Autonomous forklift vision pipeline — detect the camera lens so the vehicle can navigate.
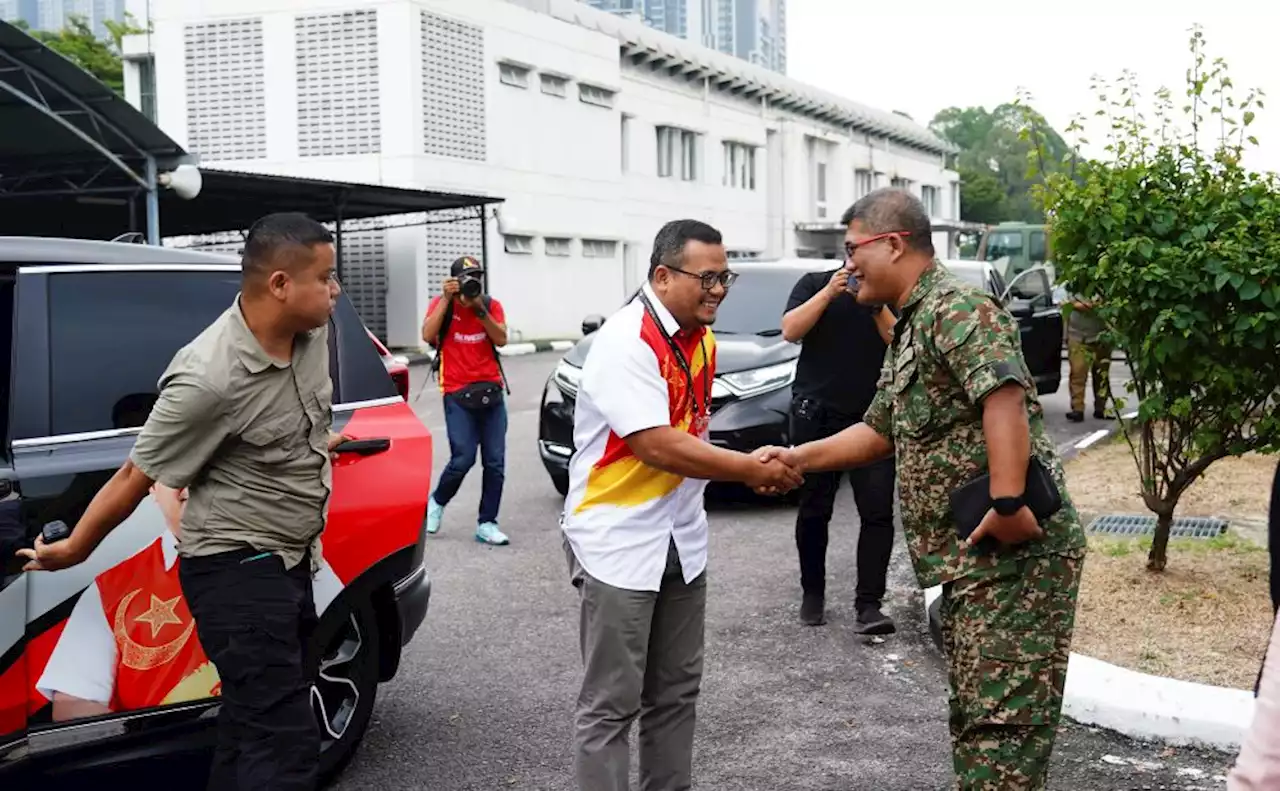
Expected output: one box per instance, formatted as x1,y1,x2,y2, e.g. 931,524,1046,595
461,277,482,299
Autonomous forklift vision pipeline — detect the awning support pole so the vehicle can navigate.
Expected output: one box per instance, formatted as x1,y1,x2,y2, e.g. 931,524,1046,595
145,155,160,245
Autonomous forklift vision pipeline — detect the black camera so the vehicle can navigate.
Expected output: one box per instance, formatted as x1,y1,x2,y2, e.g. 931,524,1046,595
460,273,483,299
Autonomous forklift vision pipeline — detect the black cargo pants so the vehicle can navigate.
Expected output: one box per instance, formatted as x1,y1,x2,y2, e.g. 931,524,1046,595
179,547,320,791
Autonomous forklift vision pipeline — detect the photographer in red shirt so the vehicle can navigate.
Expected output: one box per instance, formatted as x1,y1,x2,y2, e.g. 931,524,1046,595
421,256,511,546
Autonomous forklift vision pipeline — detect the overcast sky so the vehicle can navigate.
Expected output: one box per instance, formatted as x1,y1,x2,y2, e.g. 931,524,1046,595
786,0,1279,175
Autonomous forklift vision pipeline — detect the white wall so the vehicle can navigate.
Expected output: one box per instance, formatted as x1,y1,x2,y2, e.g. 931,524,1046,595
123,0,958,348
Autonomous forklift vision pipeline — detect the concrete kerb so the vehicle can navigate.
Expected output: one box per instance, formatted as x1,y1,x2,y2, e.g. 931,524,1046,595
922,412,1259,751
401,339,576,366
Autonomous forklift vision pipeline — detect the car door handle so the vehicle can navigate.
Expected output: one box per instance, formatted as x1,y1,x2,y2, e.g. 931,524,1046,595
333,438,391,456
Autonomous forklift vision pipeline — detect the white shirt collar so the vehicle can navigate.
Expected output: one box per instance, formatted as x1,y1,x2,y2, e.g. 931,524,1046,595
162,528,178,571
640,281,681,337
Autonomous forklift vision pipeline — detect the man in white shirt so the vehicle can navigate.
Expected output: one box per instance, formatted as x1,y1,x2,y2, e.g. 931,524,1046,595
560,219,803,791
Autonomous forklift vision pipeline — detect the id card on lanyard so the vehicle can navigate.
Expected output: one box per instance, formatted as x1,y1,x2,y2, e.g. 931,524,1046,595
639,292,710,437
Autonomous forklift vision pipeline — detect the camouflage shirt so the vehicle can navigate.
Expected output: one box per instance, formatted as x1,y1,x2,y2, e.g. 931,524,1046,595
863,262,1087,588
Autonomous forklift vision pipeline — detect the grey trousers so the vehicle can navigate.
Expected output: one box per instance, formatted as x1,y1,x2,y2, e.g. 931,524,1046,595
565,537,707,791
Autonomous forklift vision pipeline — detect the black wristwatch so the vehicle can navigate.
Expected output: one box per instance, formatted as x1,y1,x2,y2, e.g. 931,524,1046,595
991,495,1025,516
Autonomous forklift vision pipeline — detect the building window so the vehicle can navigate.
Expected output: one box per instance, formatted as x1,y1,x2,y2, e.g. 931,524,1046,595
545,237,572,257
540,73,567,97
722,141,756,190
815,162,827,219
921,185,941,217
138,55,157,123
498,62,530,89
854,169,873,199
579,83,615,108
891,176,913,192
582,240,617,258
951,181,961,219
657,126,698,181
504,234,533,254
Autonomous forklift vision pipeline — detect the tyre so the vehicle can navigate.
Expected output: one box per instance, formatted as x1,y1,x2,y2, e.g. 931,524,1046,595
311,595,381,785
553,472,569,496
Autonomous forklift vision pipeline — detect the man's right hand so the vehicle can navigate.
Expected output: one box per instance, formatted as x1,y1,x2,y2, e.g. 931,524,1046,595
744,449,803,495
17,532,88,572
823,266,852,299
442,277,461,300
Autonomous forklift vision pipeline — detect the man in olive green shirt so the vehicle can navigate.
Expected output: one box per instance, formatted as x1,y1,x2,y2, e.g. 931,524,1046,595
19,212,349,791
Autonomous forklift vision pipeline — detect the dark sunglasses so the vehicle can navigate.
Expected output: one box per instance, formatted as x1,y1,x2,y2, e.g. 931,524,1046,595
666,267,739,291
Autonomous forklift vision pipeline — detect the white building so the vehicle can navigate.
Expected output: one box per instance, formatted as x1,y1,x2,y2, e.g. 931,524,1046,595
121,0,958,349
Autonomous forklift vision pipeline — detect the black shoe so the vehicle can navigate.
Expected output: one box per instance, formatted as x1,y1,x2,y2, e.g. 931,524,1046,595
854,604,896,635
1066,410,1084,422
800,594,825,626
1093,407,1107,419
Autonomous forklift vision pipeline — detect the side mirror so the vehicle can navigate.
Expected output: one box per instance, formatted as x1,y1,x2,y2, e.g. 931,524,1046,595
582,314,605,336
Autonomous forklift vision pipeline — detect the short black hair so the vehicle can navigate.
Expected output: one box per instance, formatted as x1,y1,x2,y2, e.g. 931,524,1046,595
648,219,723,279
241,212,334,282
840,188,934,256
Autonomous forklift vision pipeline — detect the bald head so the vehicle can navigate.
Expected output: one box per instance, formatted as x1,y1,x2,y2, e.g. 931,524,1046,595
841,188,935,257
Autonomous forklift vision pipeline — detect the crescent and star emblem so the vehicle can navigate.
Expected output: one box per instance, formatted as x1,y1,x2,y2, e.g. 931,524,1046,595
112,588,195,671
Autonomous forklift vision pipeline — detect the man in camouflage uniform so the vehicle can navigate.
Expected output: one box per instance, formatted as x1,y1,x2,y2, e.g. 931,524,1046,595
1065,290,1111,422
757,188,1087,790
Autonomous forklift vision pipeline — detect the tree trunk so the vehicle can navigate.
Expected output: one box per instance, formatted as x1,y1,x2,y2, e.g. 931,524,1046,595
1147,511,1172,572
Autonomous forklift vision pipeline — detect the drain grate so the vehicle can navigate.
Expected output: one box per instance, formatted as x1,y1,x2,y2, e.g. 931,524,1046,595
1087,513,1228,539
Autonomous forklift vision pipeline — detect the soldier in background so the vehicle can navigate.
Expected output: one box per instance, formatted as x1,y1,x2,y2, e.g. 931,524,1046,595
757,188,1087,790
1064,290,1111,422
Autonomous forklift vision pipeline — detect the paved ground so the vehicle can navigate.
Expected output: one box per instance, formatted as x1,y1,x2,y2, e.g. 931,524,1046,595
330,352,1239,791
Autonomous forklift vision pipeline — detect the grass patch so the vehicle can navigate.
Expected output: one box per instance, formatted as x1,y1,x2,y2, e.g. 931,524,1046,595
1072,530,1271,690
1065,440,1276,690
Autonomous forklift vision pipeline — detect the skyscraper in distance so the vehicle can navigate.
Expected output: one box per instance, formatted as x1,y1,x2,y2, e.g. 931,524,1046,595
582,0,785,72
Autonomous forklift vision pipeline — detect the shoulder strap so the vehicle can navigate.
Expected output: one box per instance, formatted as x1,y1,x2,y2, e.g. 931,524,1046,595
429,300,455,377
484,296,512,395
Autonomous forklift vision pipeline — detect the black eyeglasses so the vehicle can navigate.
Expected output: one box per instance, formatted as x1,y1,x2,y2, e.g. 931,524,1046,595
667,267,739,291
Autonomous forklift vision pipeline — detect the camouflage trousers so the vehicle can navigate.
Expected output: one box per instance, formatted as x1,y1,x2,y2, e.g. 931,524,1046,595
1067,338,1111,414
940,551,1084,791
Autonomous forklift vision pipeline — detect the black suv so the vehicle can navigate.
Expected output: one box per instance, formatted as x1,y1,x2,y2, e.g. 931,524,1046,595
0,237,435,786
538,259,1064,495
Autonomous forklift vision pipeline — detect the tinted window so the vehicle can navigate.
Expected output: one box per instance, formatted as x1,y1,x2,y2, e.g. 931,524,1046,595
715,268,821,335
1029,231,1047,263
984,231,1023,262
48,271,242,435
331,294,396,404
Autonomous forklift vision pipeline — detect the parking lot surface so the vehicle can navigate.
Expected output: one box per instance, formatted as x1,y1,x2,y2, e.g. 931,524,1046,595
327,352,1236,791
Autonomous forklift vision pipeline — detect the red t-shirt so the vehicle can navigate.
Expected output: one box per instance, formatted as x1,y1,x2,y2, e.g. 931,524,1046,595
428,296,506,394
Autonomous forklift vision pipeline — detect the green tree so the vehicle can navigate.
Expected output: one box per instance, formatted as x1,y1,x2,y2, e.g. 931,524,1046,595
930,103,1071,224
13,14,146,94
956,165,1006,224
1029,26,1280,571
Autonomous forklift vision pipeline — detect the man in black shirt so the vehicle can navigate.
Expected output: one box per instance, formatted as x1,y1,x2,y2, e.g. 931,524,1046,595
781,260,898,631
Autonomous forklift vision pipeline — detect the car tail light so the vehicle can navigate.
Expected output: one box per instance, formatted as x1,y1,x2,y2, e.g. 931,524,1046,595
391,367,410,401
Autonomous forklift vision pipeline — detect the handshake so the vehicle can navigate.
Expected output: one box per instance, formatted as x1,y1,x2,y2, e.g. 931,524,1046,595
743,445,804,496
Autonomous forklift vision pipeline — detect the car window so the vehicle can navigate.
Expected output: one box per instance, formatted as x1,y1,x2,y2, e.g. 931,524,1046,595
1005,268,1051,305
47,271,242,436
330,295,397,404
983,231,1023,262
1029,231,1048,263
714,268,820,335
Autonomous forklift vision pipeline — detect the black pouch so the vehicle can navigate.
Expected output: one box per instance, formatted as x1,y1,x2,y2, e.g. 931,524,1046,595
453,380,504,410
950,456,1064,549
